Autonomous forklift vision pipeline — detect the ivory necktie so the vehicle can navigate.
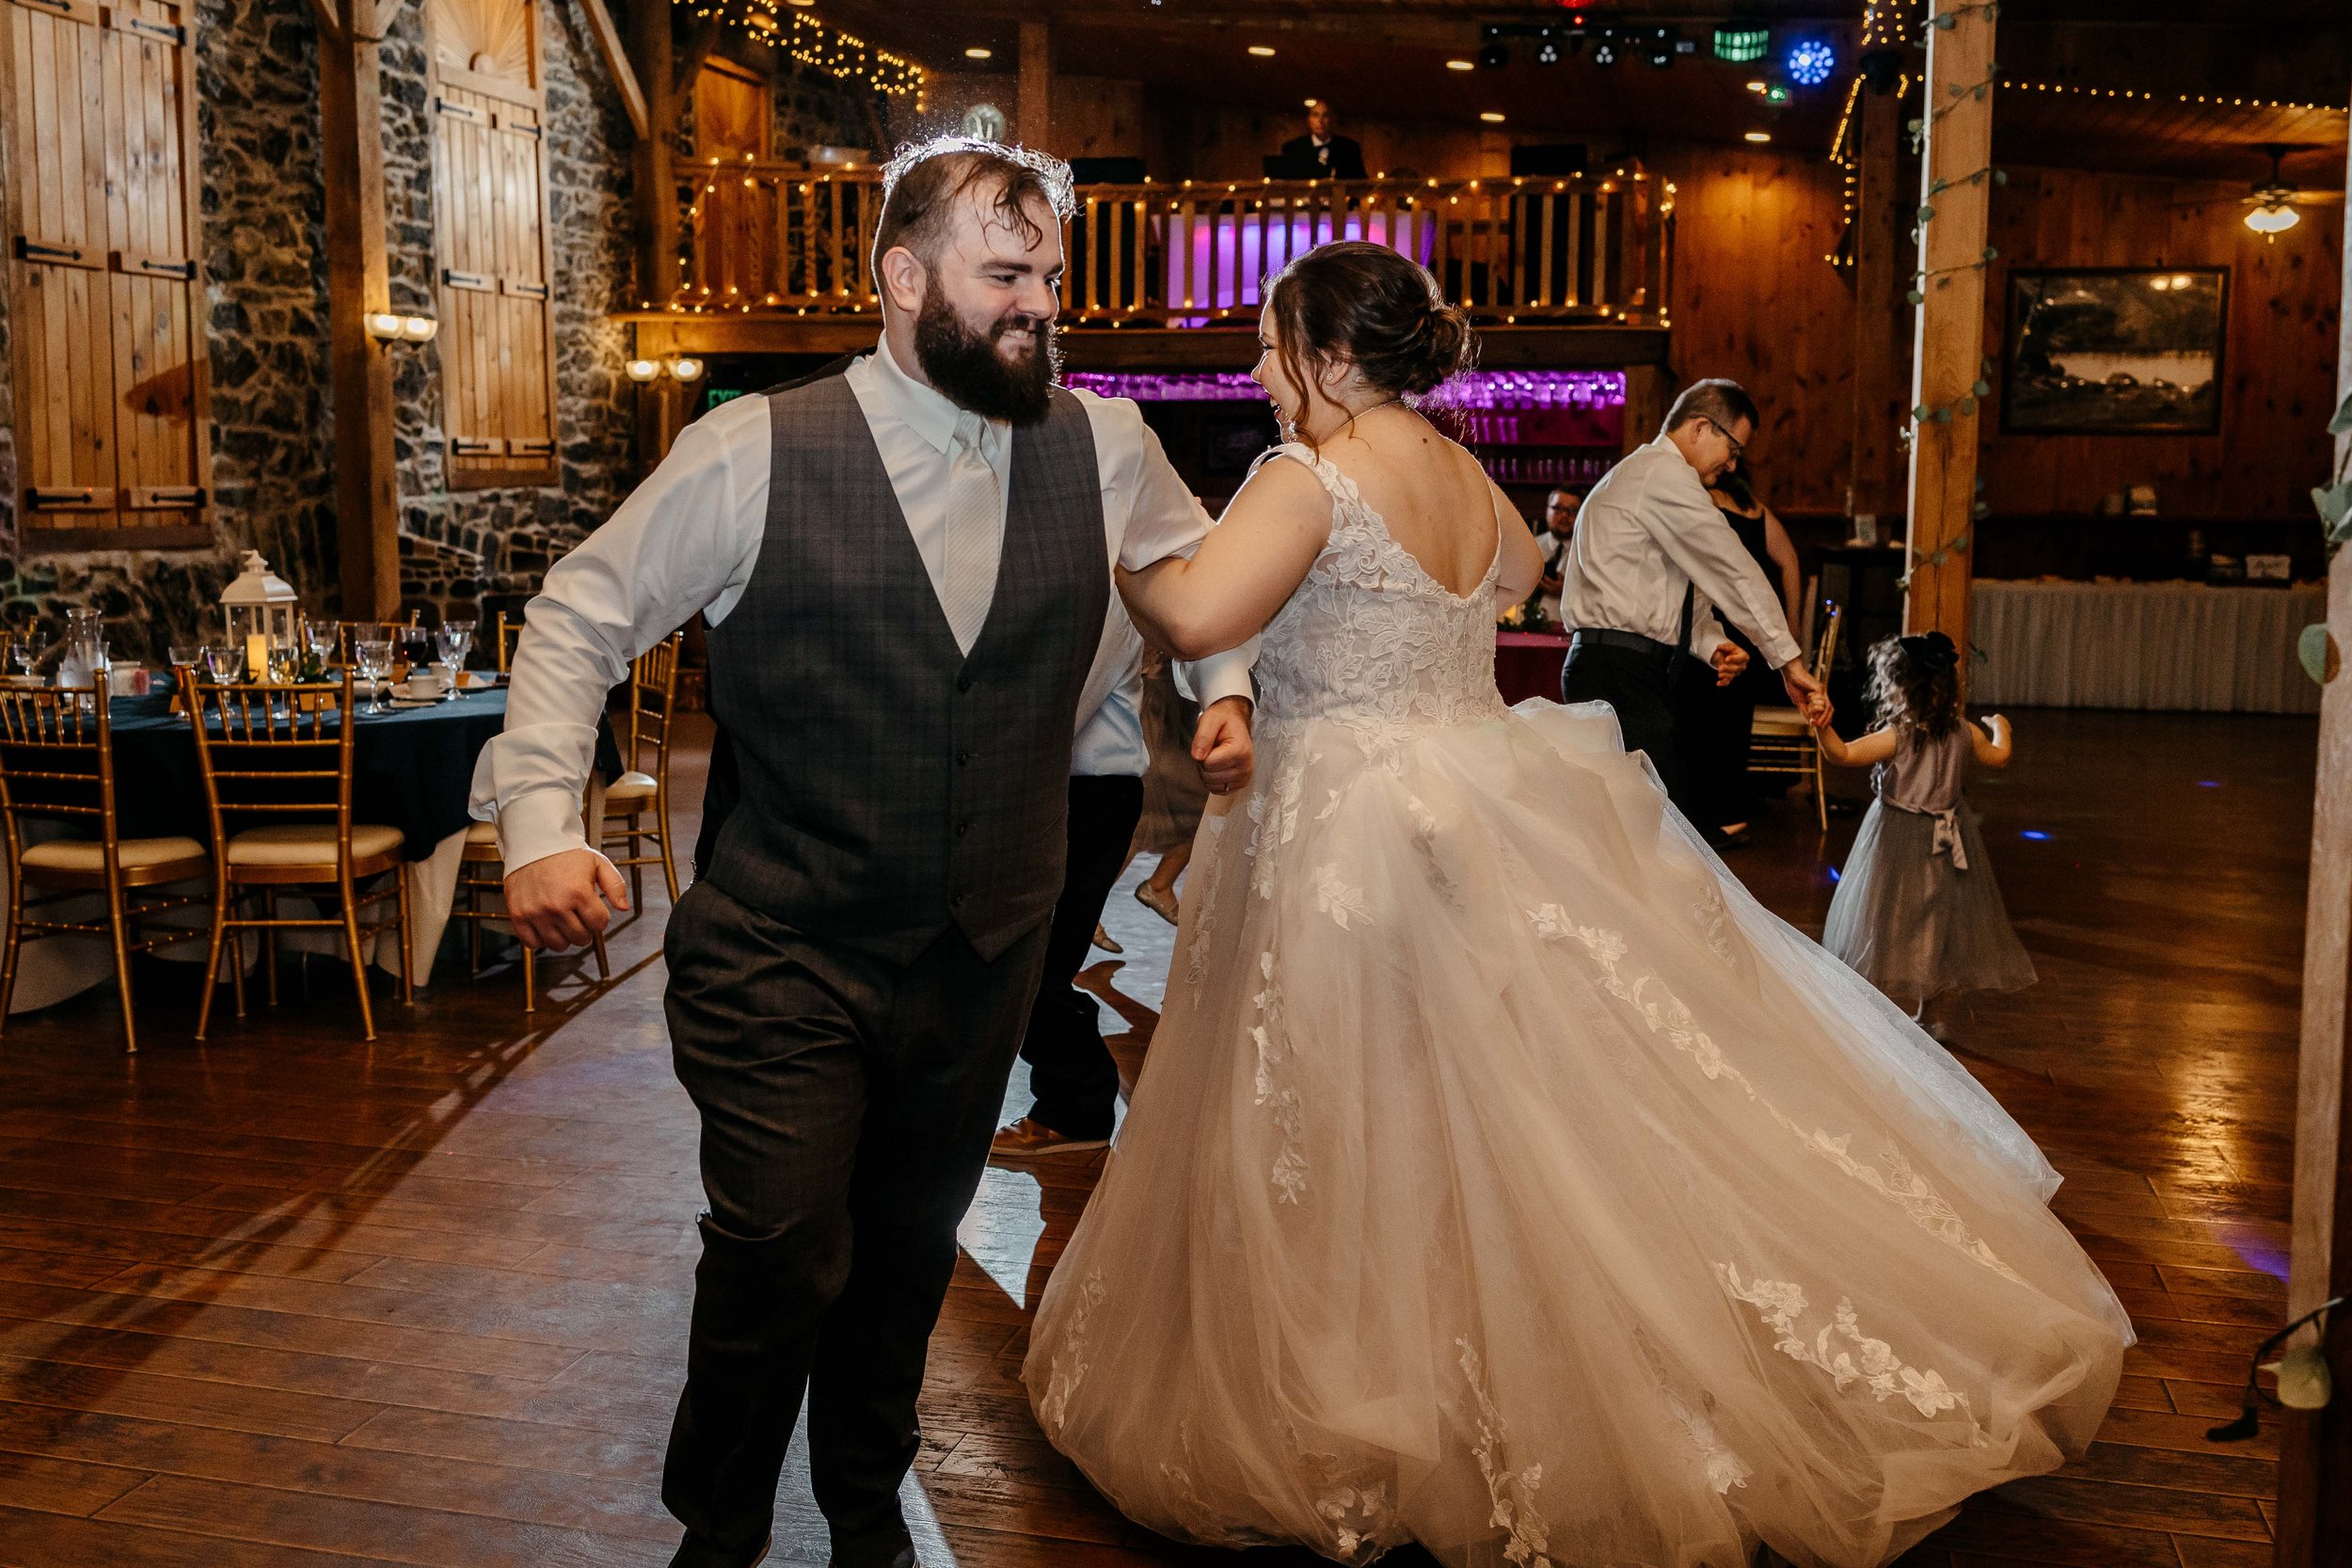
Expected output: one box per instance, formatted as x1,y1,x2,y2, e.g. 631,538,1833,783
940,412,1003,654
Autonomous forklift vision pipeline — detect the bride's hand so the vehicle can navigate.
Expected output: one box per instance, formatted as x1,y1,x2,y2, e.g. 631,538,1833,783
1193,696,1255,795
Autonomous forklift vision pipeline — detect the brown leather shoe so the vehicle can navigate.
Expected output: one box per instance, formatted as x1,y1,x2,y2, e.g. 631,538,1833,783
1090,921,1122,955
989,1117,1109,1161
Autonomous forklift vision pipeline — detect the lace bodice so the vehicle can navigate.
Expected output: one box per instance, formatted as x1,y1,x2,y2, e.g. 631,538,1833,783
1249,443,1510,733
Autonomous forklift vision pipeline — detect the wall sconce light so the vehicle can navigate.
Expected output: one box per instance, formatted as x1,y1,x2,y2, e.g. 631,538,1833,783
626,358,663,382
365,312,438,344
670,356,706,383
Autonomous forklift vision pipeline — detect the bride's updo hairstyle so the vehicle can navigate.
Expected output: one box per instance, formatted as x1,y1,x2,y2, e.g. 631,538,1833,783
1264,241,1472,438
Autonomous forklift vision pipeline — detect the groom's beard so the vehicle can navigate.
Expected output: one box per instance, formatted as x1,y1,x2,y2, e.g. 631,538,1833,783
913,283,1059,426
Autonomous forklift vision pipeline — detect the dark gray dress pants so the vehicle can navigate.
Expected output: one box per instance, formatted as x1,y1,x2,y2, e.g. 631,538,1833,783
660,879,1051,1566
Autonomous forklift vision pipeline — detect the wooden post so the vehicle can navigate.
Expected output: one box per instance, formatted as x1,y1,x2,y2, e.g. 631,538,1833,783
318,0,401,620
1018,21,1051,152
2277,90,2352,1568
1622,364,1670,453
1899,0,1994,645
1850,85,1907,524
631,0,679,464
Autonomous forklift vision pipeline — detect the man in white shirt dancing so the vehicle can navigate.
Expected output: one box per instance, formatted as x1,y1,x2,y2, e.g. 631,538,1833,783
1559,379,1828,835
469,138,1253,1568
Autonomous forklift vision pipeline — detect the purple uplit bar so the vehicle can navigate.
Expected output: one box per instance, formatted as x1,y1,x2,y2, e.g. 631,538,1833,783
1061,370,1628,410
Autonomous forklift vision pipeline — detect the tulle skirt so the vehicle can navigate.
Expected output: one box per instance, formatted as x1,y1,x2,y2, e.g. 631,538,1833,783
1023,698,2129,1568
1822,800,2037,1006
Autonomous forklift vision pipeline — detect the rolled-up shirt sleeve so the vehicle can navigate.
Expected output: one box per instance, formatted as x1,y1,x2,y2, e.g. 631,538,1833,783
469,394,772,871
1641,467,1804,670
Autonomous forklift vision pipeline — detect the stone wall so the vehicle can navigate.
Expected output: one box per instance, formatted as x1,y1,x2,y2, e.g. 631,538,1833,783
0,0,882,664
382,0,642,627
0,0,338,662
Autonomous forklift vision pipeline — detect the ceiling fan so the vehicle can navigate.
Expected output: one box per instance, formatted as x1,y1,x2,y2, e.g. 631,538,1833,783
2239,143,2344,237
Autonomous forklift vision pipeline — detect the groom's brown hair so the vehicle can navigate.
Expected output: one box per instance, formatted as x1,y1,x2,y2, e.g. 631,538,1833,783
870,137,1076,293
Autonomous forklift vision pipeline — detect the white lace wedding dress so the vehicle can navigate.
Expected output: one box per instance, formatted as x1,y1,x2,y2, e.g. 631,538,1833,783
1023,444,2132,1568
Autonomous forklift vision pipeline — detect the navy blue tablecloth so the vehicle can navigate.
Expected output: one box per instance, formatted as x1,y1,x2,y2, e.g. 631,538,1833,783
107,689,511,861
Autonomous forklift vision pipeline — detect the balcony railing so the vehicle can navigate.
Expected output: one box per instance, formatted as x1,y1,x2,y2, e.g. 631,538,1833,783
670,166,1674,327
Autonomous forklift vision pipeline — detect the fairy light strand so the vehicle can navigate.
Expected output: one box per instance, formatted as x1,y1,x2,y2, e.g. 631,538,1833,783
675,0,926,98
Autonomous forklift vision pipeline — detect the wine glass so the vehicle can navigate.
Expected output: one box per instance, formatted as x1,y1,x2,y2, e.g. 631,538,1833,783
6,632,35,681
200,644,245,685
267,643,300,720
304,619,341,670
353,638,392,715
434,625,467,697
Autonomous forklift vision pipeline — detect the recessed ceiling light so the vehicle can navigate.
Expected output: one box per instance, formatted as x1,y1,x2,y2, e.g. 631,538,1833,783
1248,44,1276,56
1744,130,1772,143
1479,111,1506,123
1746,80,1768,93
1303,97,1318,107
1446,58,1475,71
964,46,992,59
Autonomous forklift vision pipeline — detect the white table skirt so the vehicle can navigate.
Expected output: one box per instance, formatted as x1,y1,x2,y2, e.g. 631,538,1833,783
1969,578,2326,715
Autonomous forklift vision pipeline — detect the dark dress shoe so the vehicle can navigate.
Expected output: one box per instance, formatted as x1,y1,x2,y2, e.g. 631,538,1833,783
828,1550,914,1568
1702,824,1753,851
668,1530,771,1568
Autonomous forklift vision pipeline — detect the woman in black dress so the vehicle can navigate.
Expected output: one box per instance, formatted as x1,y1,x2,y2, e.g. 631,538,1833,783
1676,457,1803,845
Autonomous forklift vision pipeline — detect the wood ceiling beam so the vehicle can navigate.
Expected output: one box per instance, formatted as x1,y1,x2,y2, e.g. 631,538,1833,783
578,0,649,140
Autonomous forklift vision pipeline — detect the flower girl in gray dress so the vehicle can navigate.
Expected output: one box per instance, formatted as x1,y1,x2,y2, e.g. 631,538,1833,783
1815,630,2036,1019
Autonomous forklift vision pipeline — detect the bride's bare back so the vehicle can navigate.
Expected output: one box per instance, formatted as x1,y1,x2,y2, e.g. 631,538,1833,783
1309,407,1532,599
1118,407,1543,660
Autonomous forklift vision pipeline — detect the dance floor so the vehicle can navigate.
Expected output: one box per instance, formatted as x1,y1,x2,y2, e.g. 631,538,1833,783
0,707,2312,1568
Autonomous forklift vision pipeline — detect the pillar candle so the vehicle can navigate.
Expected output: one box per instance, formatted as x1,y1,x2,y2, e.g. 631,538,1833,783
245,632,268,683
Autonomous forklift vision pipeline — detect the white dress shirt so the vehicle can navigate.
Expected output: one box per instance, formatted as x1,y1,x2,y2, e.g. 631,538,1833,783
471,336,1255,869
1560,434,1804,670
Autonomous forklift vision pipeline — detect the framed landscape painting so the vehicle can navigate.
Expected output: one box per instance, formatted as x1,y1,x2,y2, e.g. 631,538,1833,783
2002,267,2229,435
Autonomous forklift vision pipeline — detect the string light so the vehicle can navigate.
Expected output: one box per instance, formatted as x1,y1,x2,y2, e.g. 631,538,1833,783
675,0,925,97
2008,78,2345,115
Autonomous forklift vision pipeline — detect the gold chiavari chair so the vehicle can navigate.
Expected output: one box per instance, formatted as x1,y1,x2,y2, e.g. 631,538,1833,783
181,667,413,1042
1749,600,1845,833
0,688,210,1052
495,610,524,673
600,631,684,907
335,611,421,664
451,800,611,1013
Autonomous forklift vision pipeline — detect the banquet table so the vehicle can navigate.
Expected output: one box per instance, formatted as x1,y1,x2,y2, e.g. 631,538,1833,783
1969,579,2326,715
1,684,609,1016
1496,630,1572,705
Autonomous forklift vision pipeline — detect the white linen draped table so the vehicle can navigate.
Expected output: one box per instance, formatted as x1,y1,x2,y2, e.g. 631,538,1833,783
1968,578,2325,715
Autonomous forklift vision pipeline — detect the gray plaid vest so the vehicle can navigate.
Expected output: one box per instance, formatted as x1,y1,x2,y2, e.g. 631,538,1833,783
702,369,1109,963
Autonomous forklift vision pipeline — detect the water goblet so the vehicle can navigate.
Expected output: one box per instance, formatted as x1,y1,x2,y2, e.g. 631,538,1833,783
434,626,467,697
353,639,393,715
200,644,245,685
304,619,341,670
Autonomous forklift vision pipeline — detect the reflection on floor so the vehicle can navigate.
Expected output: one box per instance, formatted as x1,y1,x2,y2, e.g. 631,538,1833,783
0,708,2312,1568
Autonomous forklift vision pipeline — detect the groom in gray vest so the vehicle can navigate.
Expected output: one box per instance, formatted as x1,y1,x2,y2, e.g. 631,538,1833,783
476,138,1255,1568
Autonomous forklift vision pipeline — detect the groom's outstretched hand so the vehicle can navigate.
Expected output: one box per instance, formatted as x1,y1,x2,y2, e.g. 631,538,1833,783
1193,696,1255,796
1781,659,1833,727
505,847,630,951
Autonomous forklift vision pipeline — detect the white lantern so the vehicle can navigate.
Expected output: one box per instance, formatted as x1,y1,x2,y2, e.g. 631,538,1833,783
219,549,301,651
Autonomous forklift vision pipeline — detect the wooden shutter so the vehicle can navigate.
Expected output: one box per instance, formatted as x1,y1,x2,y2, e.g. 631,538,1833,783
427,0,558,488
2,0,208,549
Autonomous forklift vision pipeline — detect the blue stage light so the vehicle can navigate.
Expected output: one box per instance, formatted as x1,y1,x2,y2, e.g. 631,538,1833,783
2020,830,2051,841
1785,37,1836,87
2197,780,2221,788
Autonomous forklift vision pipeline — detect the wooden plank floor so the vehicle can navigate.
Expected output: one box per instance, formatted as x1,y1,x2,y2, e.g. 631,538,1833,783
0,708,2312,1568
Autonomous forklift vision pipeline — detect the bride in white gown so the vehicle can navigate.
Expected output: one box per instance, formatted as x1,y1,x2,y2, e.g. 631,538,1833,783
1022,242,2131,1568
